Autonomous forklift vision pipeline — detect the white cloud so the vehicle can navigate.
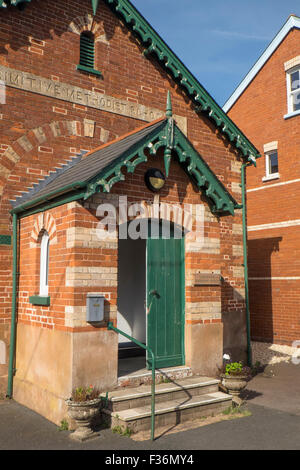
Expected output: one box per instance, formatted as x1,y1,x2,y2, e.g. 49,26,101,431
210,29,271,41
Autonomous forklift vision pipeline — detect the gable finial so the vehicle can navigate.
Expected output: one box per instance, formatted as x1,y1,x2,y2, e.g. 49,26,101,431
164,91,174,177
91,0,99,16
166,90,173,118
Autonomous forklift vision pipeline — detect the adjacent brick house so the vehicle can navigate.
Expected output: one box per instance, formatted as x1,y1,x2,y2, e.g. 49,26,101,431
224,15,300,346
0,0,259,425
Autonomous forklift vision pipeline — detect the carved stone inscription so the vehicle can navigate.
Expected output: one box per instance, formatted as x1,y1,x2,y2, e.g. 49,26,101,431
194,273,222,286
0,66,187,133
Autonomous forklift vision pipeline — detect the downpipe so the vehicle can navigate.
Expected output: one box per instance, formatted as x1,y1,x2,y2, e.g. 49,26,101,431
241,162,252,367
7,213,18,398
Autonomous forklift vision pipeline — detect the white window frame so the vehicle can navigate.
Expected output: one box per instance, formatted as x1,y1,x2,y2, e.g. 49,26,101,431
262,150,279,182
39,231,49,297
286,67,300,116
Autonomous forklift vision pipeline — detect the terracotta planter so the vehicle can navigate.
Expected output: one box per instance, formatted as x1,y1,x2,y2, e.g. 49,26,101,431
221,375,249,404
66,398,101,441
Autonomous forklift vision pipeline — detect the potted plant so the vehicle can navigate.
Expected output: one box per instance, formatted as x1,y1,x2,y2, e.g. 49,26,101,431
219,356,251,404
66,385,101,441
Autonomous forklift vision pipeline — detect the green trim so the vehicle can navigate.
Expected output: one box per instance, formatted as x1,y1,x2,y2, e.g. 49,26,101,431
17,189,87,219
91,0,100,16
0,0,31,9
7,213,18,398
103,0,260,162
79,32,95,68
0,235,11,245
87,119,237,215
173,124,237,214
108,322,156,441
241,163,252,367
0,0,99,15
166,90,172,119
76,64,102,78
13,119,238,217
29,295,50,306
1,0,260,160
11,181,86,215
84,120,167,198
181,236,185,366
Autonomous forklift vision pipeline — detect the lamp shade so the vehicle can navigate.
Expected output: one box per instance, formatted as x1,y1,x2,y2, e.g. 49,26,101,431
144,168,165,192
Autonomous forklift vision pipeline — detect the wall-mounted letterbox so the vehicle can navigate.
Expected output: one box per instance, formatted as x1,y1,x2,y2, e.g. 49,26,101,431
86,293,105,323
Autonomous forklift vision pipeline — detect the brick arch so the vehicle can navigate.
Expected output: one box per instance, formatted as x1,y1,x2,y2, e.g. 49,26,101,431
116,198,195,234
0,119,114,207
68,14,109,44
30,212,57,245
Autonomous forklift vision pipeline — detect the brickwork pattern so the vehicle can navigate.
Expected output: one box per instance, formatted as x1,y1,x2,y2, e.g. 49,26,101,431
0,1,244,345
228,28,300,344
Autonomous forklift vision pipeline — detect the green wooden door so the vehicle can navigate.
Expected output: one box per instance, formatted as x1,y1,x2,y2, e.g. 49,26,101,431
146,223,185,369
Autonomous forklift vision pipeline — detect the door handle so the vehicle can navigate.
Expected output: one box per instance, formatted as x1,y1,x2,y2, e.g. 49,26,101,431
149,289,160,298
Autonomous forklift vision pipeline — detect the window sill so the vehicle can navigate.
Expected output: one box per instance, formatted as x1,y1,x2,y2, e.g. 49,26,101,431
76,65,102,78
262,173,280,182
29,295,50,306
284,110,300,120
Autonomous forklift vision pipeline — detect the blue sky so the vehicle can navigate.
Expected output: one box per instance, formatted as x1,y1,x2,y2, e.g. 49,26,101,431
133,0,300,106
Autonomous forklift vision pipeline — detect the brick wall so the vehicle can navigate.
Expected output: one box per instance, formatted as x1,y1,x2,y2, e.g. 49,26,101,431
0,0,247,395
16,151,245,333
228,27,300,345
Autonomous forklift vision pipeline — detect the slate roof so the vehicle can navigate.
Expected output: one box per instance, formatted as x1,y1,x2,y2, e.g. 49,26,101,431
11,119,165,210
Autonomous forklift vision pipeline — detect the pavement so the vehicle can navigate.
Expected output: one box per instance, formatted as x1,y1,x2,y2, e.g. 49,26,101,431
1,361,300,450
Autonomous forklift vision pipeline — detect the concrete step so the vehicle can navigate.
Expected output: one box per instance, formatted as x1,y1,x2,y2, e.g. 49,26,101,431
102,391,232,433
101,376,220,412
118,365,193,387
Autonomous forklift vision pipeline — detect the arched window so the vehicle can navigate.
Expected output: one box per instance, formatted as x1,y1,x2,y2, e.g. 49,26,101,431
39,231,49,297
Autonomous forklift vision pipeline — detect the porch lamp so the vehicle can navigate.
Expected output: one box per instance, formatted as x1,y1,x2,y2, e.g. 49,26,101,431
144,168,165,192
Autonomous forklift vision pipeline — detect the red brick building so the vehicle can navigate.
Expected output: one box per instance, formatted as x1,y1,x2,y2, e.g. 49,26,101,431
0,0,259,426
224,15,300,346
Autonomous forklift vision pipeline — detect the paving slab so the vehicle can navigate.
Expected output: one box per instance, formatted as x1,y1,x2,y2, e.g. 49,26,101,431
1,399,300,450
1,362,300,450
242,361,300,415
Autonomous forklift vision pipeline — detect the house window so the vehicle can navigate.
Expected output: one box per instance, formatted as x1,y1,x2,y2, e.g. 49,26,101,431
287,68,300,114
263,150,279,181
39,231,49,297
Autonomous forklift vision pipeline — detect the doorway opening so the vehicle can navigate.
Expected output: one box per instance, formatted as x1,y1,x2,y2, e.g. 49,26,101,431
117,236,146,376
116,219,185,378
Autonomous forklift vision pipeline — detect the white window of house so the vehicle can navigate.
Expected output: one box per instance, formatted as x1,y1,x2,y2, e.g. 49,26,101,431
262,142,279,182
263,150,279,182
286,67,300,115
39,231,49,296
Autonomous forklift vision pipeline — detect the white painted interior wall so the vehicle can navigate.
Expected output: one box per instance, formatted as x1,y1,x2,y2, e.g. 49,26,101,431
117,237,146,344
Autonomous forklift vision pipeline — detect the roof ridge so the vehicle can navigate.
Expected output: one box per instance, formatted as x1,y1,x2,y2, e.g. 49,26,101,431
223,15,300,112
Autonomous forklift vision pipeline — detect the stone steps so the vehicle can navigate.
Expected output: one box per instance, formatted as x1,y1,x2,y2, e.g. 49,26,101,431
101,376,220,411
118,365,193,387
101,376,232,434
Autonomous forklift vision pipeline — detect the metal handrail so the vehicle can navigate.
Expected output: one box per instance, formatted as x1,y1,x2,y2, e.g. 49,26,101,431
107,322,156,441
